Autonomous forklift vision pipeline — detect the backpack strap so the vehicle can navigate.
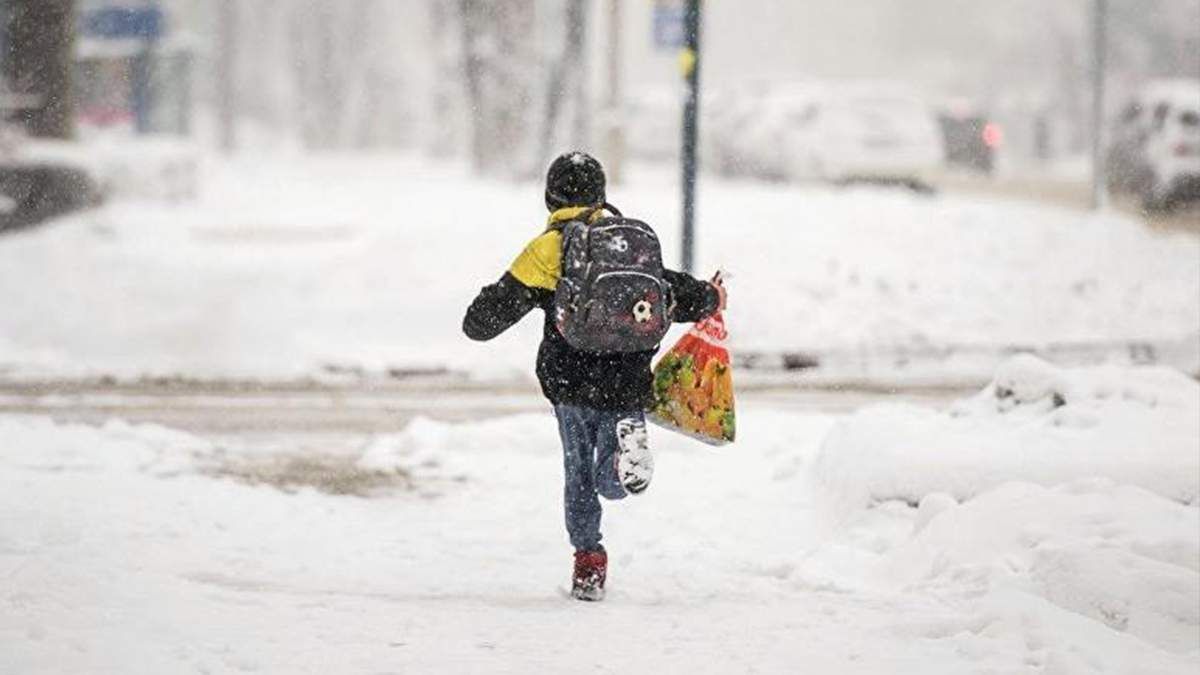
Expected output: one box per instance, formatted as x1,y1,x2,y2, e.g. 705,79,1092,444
553,217,581,281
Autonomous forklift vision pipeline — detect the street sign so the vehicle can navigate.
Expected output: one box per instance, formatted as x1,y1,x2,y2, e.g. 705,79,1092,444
652,1,685,50
82,6,164,41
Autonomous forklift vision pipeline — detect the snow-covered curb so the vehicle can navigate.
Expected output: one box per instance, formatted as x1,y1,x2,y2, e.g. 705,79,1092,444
811,355,1200,510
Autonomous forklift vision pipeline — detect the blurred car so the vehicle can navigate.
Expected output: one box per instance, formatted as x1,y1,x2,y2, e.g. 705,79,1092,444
736,86,821,180
742,83,944,188
937,105,999,174
1137,84,1200,210
0,85,101,232
703,83,772,178
626,81,945,191
1106,79,1200,205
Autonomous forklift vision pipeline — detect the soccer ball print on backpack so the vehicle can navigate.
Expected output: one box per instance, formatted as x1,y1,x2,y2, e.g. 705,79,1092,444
553,214,673,353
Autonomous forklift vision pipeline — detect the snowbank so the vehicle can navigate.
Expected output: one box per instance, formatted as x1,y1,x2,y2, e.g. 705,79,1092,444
793,478,1200,671
812,355,1200,510
356,414,554,480
884,481,1199,656
357,408,819,474
0,414,207,476
800,357,1200,667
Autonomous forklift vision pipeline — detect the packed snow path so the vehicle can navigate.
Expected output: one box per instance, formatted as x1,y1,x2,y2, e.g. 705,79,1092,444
3,386,1196,673
2,411,936,673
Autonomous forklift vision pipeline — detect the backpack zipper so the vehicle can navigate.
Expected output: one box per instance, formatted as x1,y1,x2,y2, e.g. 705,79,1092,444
594,271,667,285
588,223,660,241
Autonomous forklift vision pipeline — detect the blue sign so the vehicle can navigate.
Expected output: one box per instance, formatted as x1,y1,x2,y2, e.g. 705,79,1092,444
653,3,685,50
83,6,164,40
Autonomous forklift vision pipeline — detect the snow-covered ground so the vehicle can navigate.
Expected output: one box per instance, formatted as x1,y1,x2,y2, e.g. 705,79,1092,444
2,358,1197,673
0,153,1196,380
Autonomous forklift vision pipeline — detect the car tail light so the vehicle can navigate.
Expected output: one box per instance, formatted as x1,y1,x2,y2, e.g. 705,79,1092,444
982,122,1003,149
1174,142,1199,157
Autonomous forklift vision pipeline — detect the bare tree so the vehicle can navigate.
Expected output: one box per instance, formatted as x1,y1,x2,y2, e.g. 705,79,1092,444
284,0,380,150
457,0,537,174
459,0,488,169
1109,0,1200,79
428,0,462,157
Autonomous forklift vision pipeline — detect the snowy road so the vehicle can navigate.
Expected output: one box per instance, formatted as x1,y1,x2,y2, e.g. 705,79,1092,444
0,377,969,433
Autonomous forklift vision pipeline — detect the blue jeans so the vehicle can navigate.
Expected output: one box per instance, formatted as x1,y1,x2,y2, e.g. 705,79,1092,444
554,404,645,551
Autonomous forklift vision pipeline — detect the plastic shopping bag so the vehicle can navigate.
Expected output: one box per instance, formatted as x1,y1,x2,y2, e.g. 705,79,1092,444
648,310,736,446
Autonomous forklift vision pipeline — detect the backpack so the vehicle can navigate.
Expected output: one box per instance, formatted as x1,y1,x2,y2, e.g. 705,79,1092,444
554,212,673,353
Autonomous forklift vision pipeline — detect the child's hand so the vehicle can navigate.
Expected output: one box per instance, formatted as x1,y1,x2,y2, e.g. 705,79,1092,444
710,273,728,311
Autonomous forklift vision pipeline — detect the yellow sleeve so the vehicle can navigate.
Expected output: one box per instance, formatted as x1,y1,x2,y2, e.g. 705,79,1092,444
508,230,562,291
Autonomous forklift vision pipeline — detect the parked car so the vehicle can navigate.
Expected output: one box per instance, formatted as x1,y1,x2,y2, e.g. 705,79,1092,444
628,81,945,191
1107,78,1200,208
1138,86,1200,210
0,88,101,232
703,83,772,178
937,104,999,174
736,86,822,180
741,83,943,188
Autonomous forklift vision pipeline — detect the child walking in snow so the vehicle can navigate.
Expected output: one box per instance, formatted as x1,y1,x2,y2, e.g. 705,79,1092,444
463,151,725,600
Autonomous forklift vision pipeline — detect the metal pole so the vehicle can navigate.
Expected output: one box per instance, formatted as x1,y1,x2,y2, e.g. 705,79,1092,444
680,0,701,274
1090,0,1108,210
132,32,156,136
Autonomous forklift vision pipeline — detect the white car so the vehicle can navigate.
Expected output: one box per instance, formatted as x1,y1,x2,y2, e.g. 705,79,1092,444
623,87,682,162
744,83,944,187
1138,84,1200,210
736,90,814,180
703,84,771,177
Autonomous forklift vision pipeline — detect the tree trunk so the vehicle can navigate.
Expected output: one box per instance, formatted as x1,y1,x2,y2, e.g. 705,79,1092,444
456,0,537,175
3,0,75,139
491,0,536,172
540,0,587,168
216,0,237,152
428,0,458,157
458,0,488,171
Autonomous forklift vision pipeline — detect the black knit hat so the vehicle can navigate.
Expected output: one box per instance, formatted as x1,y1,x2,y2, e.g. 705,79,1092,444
545,151,606,211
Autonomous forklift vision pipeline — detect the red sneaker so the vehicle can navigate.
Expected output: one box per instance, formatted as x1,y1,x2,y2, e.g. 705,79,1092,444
571,548,607,601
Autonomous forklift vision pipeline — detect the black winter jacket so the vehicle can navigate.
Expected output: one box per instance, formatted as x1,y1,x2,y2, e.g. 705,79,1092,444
462,207,719,411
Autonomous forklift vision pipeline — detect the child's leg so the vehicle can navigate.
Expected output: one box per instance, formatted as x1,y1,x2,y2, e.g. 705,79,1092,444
595,410,648,498
554,404,603,551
